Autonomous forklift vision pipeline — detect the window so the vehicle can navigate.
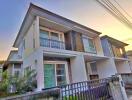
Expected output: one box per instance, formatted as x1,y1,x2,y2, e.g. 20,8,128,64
51,32,59,40
39,28,65,49
90,62,97,74
44,62,67,88
82,36,96,53
40,30,49,39
14,70,20,77
56,64,66,86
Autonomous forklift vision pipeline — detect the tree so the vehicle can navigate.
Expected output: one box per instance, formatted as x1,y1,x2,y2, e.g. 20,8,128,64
0,69,37,97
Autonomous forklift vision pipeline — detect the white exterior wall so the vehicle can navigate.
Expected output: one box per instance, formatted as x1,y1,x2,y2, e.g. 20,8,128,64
97,58,117,78
115,61,131,73
70,55,87,82
21,16,43,91
23,48,44,91
128,56,132,72
18,16,40,60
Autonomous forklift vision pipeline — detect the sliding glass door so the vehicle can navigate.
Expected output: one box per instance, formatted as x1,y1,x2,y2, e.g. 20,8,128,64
44,64,56,88
44,62,68,88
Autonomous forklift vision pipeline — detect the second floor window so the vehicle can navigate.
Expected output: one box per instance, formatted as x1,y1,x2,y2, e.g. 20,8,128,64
82,36,96,53
39,28,65,49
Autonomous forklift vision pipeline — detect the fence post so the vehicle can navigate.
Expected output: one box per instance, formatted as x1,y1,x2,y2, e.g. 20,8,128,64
109,76,128,100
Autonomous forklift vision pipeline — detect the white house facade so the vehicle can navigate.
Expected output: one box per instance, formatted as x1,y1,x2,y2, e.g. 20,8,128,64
12,4,132,92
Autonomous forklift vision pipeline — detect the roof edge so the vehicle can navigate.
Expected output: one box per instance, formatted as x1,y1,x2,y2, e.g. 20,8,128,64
101,35,128,46
13,3,101,47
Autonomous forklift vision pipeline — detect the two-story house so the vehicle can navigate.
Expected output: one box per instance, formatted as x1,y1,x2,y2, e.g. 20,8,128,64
12,4,121,91
12,3,132,91
101,35,132,74
3,50,22,77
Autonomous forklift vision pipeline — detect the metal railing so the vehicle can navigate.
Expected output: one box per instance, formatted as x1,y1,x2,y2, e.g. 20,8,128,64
40,37,65,49
2,77,120,100
59,78,114,100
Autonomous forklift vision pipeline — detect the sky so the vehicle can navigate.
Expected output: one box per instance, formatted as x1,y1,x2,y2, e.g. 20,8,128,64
0,0,132,60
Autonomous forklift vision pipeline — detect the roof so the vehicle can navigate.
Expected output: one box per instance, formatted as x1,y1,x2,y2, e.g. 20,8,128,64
101,35,128,47
13,3,101,47
7,50,18,61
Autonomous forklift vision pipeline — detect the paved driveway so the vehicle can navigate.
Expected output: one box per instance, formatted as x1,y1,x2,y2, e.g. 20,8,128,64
126,89,132,100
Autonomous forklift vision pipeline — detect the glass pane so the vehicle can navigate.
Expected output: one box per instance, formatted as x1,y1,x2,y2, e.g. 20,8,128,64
14,71,20,77
83,38,91,52
40,30,49,39
57,76,66,85
88,38,96,52
83,37,96,53
44,64,56,88
90,62,97,74
40,30,50,47
51,32,59,40
56,64,66,85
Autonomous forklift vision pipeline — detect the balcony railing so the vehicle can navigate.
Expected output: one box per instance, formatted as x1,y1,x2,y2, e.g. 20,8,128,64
40,37,65,49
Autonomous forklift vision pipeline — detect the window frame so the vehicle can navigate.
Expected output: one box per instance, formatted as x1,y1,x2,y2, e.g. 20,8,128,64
44,61,69,87
82,35,96,54
39,26,65,42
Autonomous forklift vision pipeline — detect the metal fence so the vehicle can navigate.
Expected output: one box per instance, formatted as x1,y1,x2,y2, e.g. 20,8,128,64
59,78,115,100
2,77,120,100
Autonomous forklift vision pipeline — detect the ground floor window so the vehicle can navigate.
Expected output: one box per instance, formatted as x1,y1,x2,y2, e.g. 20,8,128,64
44,61,68,88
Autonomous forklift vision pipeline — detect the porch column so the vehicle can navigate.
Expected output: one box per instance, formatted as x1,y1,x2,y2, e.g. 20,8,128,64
34,49,44,91
70,55,87,83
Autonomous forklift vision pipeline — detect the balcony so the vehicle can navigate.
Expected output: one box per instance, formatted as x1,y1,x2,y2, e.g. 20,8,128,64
40,37,65,49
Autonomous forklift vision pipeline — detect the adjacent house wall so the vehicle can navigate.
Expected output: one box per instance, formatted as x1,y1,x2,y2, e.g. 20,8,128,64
70,55,87,82
97,58,117,78
101,38,111,57
115,61,131,73
128,56,132,71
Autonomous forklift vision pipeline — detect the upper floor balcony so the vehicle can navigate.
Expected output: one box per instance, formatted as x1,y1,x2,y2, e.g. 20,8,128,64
101,35,128,59
39,26,102,55
40,37,65,49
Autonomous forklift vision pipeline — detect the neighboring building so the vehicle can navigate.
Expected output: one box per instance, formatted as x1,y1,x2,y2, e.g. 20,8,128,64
3,50,22,77
101,35,132,74
127,50,132,71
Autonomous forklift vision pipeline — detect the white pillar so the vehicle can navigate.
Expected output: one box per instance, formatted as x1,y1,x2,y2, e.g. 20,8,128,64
118,75,128,100
70,55,87,83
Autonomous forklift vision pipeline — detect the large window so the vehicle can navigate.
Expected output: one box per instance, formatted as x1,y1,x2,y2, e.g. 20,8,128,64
44,62,67,88
82,36,96,53
39,28,65,49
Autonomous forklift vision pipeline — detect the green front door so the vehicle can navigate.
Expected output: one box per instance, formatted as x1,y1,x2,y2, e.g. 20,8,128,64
44,64,56,88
